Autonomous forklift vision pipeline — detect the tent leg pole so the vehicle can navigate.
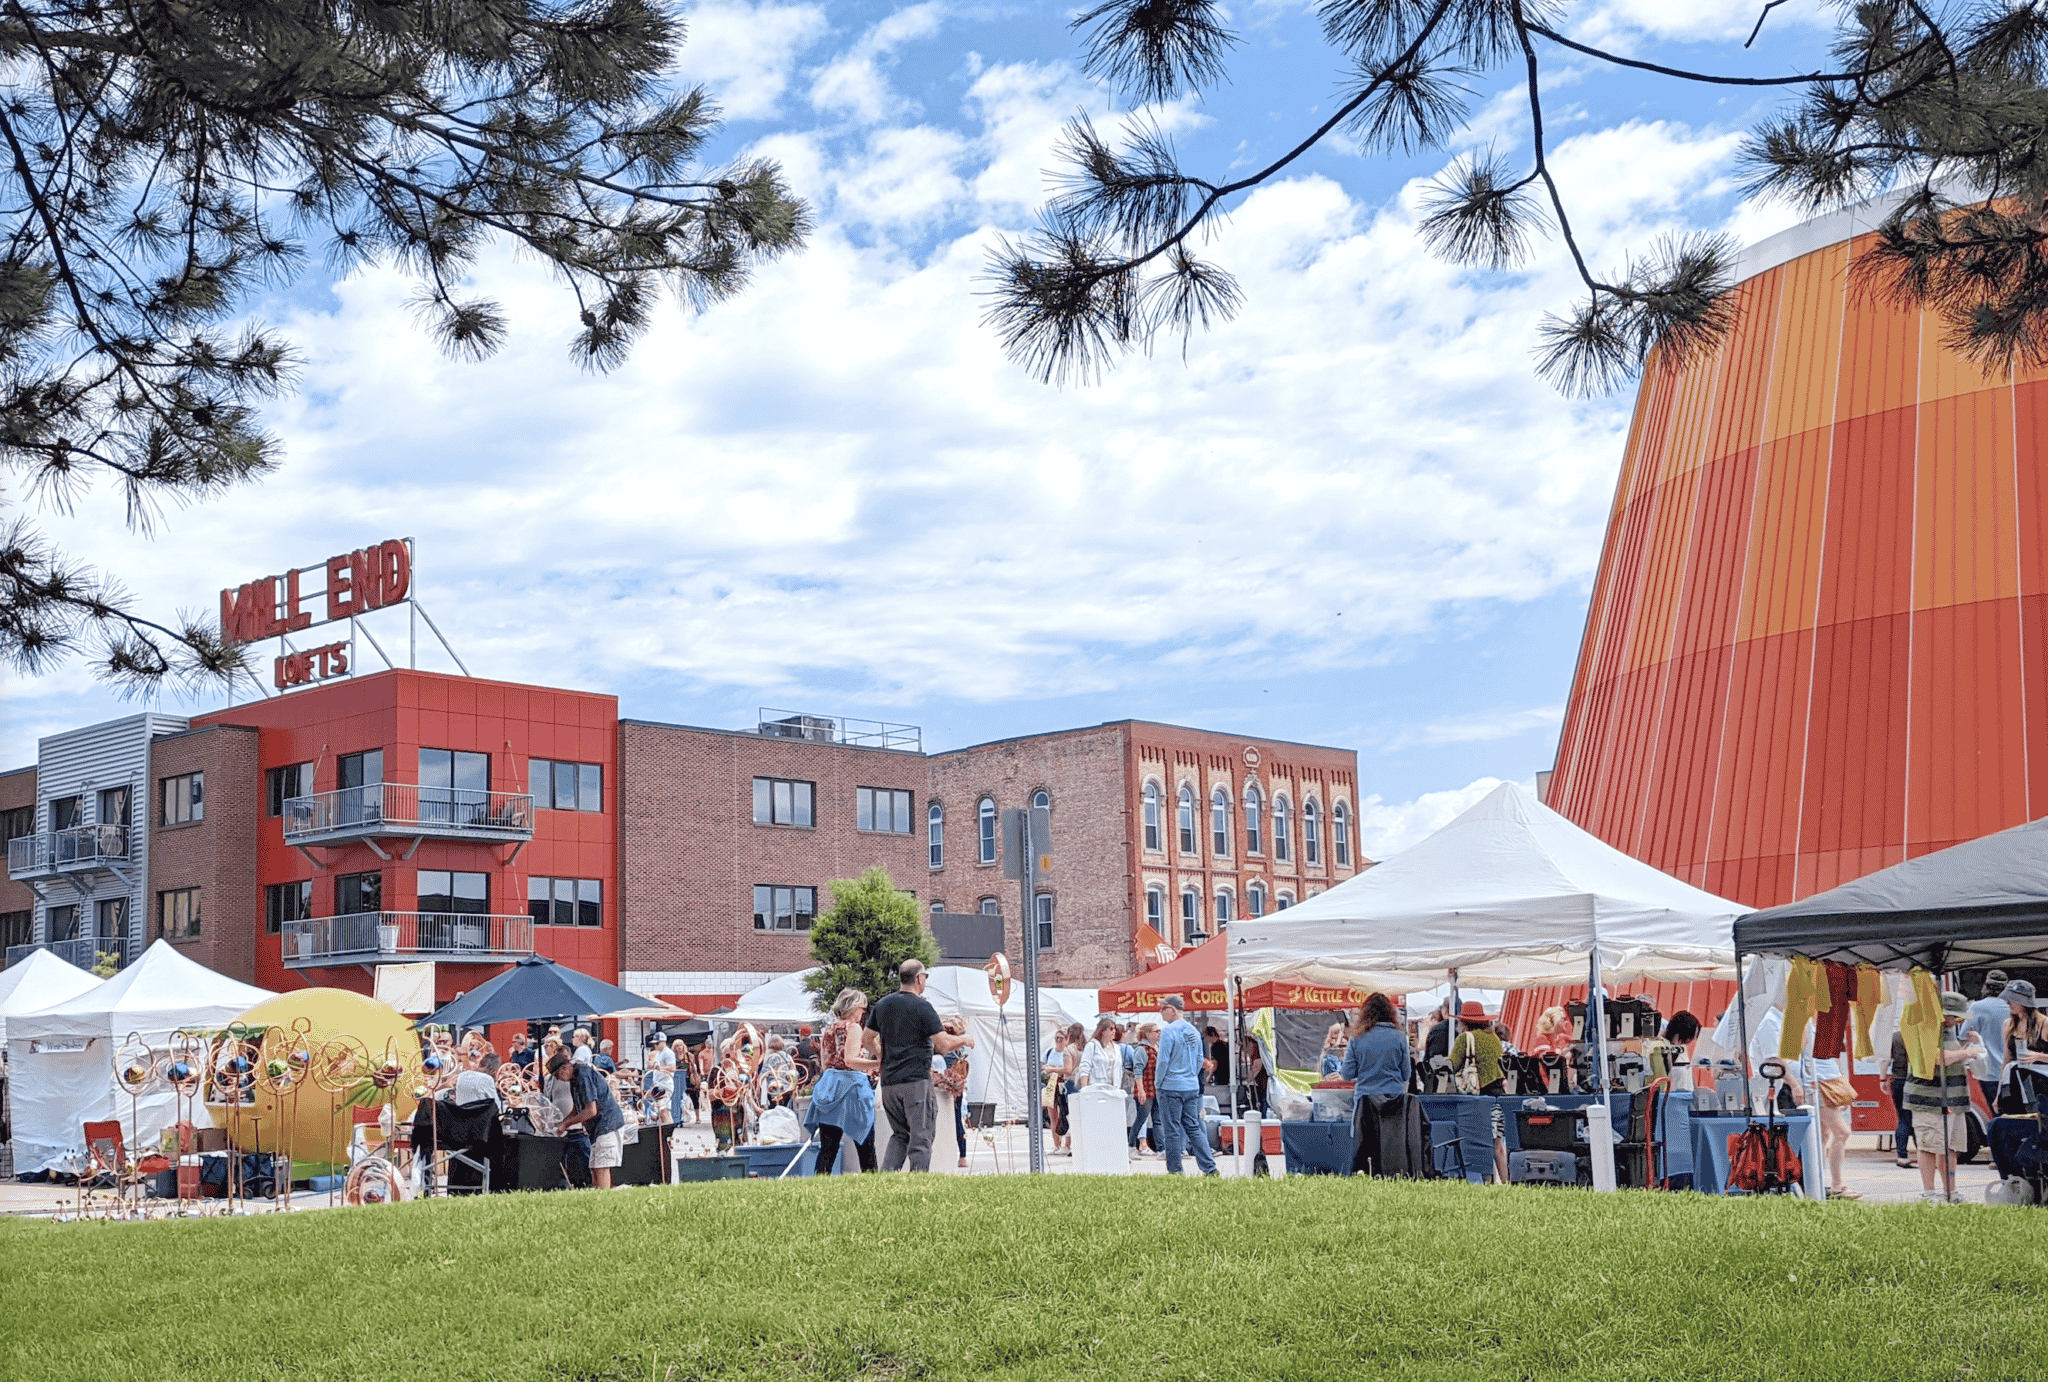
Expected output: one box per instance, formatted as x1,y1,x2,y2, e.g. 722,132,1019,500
1227,984,1240,1177
1587,951,1617,1192
1734,952,1752,1114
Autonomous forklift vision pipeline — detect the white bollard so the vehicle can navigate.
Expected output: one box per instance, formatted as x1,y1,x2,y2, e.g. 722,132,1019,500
1585,1100,1618,1192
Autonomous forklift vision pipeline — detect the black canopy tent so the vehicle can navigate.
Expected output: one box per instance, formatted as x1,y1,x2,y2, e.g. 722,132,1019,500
1734,817,2048,971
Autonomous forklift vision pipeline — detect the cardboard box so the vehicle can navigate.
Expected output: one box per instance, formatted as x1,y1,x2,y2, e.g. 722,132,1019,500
195,1127,228,1153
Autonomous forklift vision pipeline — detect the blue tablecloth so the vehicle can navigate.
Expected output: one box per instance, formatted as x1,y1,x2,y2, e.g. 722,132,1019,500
1282,1094,1639,1182
1690,1112,1815,1195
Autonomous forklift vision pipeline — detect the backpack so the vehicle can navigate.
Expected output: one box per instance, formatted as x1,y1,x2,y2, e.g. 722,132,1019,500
1725,1122,1803,1194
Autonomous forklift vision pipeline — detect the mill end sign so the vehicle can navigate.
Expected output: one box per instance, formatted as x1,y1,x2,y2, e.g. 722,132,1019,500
219,538,412,689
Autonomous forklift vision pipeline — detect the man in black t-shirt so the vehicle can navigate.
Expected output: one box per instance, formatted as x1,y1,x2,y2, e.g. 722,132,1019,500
865,959,974,1172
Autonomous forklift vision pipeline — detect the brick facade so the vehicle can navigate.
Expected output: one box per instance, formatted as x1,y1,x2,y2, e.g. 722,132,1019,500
0,765,36,949
146,724,262,982
623,718,1366,992
618,721,928,978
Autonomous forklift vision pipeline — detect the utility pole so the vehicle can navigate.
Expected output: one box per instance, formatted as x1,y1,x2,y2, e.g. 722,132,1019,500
1005,804,1052,1173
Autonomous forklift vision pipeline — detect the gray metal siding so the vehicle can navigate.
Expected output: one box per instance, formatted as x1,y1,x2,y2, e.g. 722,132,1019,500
29,713,187,963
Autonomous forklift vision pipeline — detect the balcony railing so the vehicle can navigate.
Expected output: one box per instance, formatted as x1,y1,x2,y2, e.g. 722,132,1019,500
5,938,104,970
280,911,535,966
7,824,130,879
280,785,534,847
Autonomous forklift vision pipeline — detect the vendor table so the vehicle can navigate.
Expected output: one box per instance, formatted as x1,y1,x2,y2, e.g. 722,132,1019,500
1279,1121,1354,1176
1688,1112,1818,1197
1419,1093,1633,1184
510,1127,667,1190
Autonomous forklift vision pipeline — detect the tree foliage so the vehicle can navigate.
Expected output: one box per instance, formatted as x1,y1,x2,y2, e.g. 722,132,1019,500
802,866,940,1015
0,0,807,690
988,0,2048,393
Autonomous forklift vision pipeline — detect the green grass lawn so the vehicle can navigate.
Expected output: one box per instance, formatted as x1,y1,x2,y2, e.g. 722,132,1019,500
1,1177,2042,1382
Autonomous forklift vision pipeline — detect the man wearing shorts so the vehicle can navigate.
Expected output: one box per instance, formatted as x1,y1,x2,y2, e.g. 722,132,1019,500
1902,991,1985,1203
550,1050,627,1188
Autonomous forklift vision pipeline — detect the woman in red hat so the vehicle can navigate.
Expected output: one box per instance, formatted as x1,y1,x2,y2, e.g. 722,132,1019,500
1449,1000,1510,1181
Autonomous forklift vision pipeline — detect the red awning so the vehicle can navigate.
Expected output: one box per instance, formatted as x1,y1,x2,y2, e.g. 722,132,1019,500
1099,938,1382,1013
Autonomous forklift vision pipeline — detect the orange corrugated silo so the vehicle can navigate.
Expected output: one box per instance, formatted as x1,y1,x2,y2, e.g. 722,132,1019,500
1547,202,2048,908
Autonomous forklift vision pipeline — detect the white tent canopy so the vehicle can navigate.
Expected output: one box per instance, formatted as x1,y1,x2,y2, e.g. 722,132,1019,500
0,948,101,1048
7,940,275,1173
724,967,1098,1121
1229,783,1740,995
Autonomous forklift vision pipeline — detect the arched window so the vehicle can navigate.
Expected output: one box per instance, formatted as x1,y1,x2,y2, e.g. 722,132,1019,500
978,797,997,864
1146,886,1165,933
1247,882,1265,917
1211,787,1230,857
1179,888,1201,945
1177,784,1196,854
1304,799,1322,866
928,800,944,869
1273,795,1292,863
1215,890,1233,925
1334,800,1351,867
1244,784,1263,855
1276,891,1294,910
978,896,999,915
930,900,944,917
1142,781,1162,852
1032,789,1050,811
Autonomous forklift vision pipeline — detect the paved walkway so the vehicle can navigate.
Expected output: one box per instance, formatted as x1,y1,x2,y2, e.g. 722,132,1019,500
0,1133,2007,1217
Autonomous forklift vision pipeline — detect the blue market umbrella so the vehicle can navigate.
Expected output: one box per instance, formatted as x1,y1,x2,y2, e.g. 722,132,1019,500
415,955,692,1029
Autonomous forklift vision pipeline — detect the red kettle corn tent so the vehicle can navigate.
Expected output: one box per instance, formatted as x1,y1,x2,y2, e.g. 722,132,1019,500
1098,936,1382,1013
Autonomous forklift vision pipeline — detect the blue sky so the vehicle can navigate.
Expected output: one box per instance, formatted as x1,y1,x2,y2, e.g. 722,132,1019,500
4,1,1838,855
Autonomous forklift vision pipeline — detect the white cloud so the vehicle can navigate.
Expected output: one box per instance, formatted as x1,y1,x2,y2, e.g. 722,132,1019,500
674,1,830,121
1386,706,1565,751
1572,0,1831,48
810,2,950,124
1354,776,1525,861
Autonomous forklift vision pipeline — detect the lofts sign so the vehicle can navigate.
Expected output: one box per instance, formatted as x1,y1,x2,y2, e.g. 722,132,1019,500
219,538,411,689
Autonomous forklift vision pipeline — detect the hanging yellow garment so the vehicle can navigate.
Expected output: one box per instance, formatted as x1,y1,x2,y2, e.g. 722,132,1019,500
1779,955,1828,1060
1900,968,1943,1081
1850,964,1883,1061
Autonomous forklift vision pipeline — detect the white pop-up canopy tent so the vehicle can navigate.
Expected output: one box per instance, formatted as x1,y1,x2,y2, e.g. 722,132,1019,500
724,967,1098,1120
7,940,275,1173
1229,783,1740,995
0,948,101,1048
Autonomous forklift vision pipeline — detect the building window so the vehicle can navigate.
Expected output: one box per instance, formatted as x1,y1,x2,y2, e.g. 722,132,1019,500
1247,882,1265,918
1273,795,1292,862
1034,893,1054,951
338,749,382,788
858,787,914,833
418,869,488,916
336,870,382,915
158,888,201,940
96,898,127,953
1304,799,1322,866
752,884,817,931
1179,889,1200,946
1142,782,1161,852
52,794,82,830
1032,789,1050,811
2,804,32,847
1215,890,1233,925
1146,886,1164,934
265,881,312,935
928,801,944,867
337,750,382,825
978,797,997,864
420,749,490,823
98,786,131,828
0,909,29,950
49,902,80,940
1334,801,1352,866
159,774,203,825
1244,784,1262,855
978,897,999,915
1276,892,1294,910
1177,784,1196,854
266,762,314,817
752,777,814,827
1211,787,1230,857
528,877,603,927
930,900,945,917
531,758,602,812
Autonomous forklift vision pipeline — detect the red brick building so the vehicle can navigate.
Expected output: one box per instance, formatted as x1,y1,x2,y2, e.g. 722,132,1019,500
617,715,1367,1005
